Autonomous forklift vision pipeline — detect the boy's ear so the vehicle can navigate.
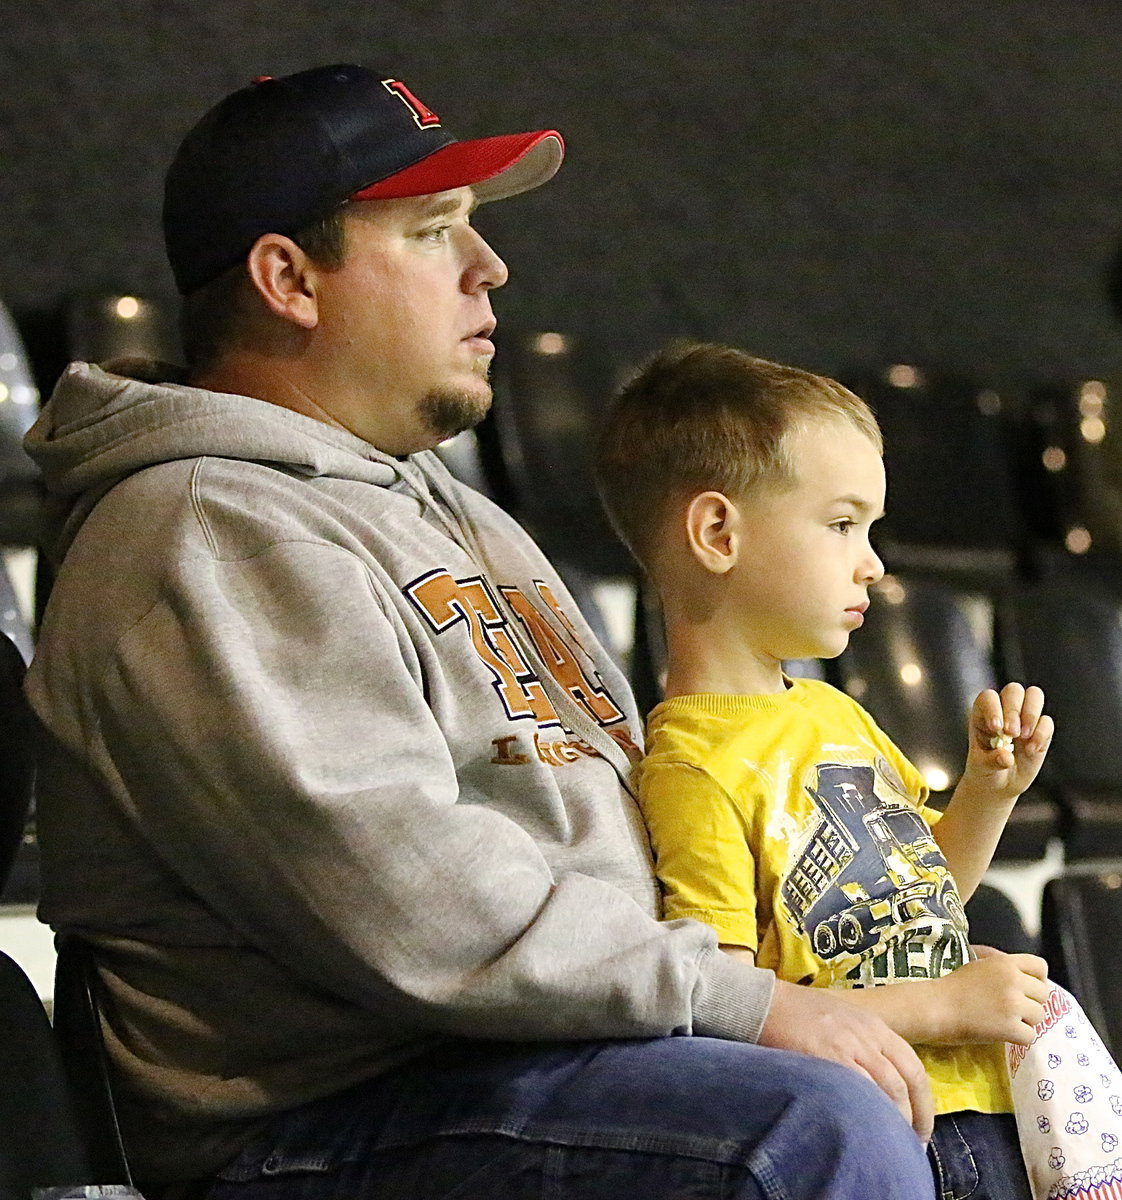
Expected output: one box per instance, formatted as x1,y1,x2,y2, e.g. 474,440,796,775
245,233,320,330
685,491,740,575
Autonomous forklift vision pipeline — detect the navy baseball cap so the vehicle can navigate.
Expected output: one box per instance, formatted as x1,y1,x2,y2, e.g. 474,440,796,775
163,64,564,294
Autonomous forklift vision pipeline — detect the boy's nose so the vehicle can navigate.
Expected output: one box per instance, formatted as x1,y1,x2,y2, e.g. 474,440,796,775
858,547,885,585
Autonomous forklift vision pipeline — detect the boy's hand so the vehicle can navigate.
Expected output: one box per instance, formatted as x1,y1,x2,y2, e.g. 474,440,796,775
962,683,1054,801
927,951,1049,1045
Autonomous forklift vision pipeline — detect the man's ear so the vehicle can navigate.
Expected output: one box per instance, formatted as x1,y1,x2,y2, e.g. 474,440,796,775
245,234,319,329
685,491,740,575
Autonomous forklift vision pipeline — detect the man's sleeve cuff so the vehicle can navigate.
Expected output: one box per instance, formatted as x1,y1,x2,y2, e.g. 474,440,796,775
690,945,775,1043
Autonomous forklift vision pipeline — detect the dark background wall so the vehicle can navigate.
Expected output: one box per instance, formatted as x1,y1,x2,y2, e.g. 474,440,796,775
3,0,1122,394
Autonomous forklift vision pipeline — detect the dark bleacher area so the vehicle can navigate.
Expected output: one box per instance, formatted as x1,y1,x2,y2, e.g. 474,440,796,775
0,292,185,910
5,303,1122,1047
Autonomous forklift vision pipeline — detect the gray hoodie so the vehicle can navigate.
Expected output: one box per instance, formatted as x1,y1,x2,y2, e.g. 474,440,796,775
24,362,774,1181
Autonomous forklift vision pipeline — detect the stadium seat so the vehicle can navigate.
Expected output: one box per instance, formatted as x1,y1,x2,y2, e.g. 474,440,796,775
966,881,1038,955
834,572,1058,859
1040,868,1122,1053
487,330,632,579
0,299,43,547
483,331,639,676
842,366,1027,585
52,936,136,1188
0,949,94,1198
1016,377,1122,564
0,628,138,1194
1005,566,1122,1049
0,553,37,904
64,292,179,368
834,573,995,786
0,631,33,899
998,566,1122,859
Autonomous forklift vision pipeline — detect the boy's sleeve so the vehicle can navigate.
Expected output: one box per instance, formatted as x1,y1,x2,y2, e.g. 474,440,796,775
639,760,759,950
882,741,943,826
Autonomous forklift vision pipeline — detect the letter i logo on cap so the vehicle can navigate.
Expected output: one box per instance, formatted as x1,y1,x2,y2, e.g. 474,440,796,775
381,79,442,128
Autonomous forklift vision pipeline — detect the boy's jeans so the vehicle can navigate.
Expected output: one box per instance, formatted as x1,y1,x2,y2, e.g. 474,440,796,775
928,1112,1031,1200
206,1036,934,1199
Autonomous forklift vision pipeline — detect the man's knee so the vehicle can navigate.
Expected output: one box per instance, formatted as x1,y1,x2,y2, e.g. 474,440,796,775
758,1049,914,1137
744,1050,933,1196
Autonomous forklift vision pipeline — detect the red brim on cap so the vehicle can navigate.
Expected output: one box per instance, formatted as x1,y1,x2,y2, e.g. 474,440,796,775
351,129,564,203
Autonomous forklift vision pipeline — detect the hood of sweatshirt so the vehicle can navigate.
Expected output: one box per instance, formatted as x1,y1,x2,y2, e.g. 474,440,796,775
26,360,412,562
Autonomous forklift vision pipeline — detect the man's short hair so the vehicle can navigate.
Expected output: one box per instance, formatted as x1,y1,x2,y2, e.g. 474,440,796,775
595,339,882,568
178,205,349,372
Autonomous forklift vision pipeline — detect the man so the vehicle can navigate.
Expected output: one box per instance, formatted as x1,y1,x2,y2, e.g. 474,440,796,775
25,65,935,1198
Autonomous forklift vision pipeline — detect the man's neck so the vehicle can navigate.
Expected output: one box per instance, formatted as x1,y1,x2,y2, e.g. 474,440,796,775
191,354,354,437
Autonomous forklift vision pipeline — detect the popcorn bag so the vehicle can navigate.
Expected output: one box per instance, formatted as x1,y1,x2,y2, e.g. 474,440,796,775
1008,983,1122,1199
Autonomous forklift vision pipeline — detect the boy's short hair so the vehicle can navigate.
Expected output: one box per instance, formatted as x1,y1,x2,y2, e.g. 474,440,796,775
595,339,882,567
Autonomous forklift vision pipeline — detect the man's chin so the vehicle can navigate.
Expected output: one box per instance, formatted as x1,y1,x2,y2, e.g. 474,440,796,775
421,382,493,445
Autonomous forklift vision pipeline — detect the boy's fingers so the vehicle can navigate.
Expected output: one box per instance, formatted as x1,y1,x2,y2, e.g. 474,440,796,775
971,690,1008,753
1008,953,1049,980
973,688,1002,731
1017,685,1046,738
1008,1023,1037,1046
1027,713,1054,754
1025,978,1051,1006
999,682,1026,737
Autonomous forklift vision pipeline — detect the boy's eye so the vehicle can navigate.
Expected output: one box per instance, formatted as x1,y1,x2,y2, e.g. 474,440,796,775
830,518,854,535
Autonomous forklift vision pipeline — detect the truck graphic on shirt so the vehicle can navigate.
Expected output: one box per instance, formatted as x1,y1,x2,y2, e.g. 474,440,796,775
781,762,965,960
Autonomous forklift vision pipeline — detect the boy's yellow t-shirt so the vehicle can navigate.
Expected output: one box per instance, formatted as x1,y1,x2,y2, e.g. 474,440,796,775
640,678,1011,1116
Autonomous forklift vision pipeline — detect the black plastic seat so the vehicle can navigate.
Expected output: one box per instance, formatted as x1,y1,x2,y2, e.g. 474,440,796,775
0,299,44,548
0,629,123,1194
835,574,995,783
833,573,1058,859
0,949,94,1198
0,617,135,1188
1016,377,1122,564
1040,868,1122,1053
64,292,180,368
964,880,1037,955
999,567,1122,859
841,367,1027,585
0,631,33,895
51,936,135,1187
487,330,632,580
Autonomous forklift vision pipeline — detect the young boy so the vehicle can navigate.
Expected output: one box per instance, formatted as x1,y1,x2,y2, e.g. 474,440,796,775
596,340,1055,1199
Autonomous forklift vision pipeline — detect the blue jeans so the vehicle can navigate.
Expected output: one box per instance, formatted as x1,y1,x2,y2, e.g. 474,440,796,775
205,1037,934,1199
927,1112,1031,1200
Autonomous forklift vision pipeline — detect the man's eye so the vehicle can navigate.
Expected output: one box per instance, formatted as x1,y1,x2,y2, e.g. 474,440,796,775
420,225,450,242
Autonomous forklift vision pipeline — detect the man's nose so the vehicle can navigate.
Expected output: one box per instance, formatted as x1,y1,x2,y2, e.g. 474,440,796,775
464,227,509,292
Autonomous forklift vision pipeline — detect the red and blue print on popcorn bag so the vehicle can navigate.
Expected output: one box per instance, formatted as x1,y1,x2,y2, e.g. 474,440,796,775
1008,984,1122,1199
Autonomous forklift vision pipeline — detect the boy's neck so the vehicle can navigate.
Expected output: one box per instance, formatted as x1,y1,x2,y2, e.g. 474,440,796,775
661,616,788,699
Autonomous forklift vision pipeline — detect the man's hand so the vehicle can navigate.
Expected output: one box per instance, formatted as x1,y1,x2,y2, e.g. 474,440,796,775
758,978,934,1143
